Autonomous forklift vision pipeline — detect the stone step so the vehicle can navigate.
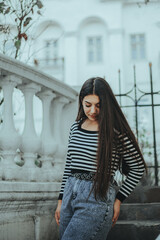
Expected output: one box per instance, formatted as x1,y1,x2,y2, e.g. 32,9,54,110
119,186,160,203
119,202,160,221
107,220,160,240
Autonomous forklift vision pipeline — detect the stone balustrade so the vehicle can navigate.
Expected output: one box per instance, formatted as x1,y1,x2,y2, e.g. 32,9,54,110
0,53,78,240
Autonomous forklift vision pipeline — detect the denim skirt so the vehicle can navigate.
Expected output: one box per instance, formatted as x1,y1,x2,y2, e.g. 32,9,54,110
59,173,117,240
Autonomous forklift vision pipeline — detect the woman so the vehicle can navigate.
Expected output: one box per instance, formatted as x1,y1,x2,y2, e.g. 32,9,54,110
55,77,147,240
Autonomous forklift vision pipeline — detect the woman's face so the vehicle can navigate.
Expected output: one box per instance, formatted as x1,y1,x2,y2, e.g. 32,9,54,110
82,94,100,121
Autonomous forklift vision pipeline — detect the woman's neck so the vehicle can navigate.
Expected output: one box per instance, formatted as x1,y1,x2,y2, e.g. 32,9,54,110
81,119,99,131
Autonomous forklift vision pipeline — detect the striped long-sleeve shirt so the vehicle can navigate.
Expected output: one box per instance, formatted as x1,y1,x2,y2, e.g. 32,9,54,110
58,121,145,202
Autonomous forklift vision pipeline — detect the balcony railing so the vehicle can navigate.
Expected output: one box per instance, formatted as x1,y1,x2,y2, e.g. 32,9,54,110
0,53,78,240
0,53,77,182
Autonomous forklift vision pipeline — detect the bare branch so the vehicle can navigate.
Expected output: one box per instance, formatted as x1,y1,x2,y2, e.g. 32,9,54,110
0,0,44,59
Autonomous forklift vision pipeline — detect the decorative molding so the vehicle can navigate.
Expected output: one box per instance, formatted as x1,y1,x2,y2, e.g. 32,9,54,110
108,28,125,35
65,31,77,37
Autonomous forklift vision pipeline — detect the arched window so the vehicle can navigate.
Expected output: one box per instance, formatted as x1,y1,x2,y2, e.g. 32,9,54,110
77,17,108,83
33,21,65,80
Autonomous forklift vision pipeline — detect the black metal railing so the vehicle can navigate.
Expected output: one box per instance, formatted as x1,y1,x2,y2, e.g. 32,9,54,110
115,63,160,186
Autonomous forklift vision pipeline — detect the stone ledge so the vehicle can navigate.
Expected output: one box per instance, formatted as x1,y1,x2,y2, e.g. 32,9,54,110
116,220,160,226
0,200,56,215
0,53,78,100
0,181,61,192
121,186,160,203
108,220,160,240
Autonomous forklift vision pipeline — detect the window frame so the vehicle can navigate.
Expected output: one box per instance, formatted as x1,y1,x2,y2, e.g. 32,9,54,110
130,33,146,61
44,39,59,66
87,36,103,64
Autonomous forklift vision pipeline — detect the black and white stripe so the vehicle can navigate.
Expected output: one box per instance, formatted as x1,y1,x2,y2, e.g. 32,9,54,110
58,121,145,202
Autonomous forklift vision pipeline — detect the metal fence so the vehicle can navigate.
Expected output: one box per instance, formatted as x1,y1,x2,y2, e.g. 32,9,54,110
115,63,159,186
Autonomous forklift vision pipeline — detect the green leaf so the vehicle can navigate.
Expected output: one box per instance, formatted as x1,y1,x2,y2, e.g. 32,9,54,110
36,0,43,9
0,2,6,8
37,10,42,15
0,5,5,14
14,40,21,50
0,24,4,31
23,17,32,27
5,6,10,14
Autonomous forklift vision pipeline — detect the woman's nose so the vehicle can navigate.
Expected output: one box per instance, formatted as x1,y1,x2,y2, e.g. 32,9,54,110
90,106,96,113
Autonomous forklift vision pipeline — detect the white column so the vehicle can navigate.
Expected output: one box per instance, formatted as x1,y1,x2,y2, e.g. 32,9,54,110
0,75,22,180
51,96,69,181
37,90,57,181
18,83,41,181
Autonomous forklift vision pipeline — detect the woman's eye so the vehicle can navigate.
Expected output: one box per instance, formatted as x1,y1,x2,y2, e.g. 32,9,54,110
85,105,91,108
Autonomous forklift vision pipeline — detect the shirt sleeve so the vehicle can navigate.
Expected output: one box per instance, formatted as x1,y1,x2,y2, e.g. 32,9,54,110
58,125,73,200
115,132,145,202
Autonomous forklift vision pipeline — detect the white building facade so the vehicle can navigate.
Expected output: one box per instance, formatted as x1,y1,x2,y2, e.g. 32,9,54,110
30,0,160,91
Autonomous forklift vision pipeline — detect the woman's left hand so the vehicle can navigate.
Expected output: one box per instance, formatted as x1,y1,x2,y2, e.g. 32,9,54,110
112,198,121,227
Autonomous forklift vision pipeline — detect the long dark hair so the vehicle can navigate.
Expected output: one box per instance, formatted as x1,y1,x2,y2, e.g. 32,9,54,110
76,77,147,199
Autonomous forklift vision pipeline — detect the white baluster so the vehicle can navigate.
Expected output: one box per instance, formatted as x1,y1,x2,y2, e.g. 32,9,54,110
18,83,41,181
0,75,21,180
51,96,69,181
37,90,57,181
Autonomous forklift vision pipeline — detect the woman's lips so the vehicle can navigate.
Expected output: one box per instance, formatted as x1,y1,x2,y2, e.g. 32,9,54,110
89,115,97,118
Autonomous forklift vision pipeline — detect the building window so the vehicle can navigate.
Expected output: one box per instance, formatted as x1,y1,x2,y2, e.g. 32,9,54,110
87,36,103,63
130,34,146,60
45,39,58,65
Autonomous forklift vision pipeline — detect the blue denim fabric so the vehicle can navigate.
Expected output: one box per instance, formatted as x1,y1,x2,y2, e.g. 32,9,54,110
59,176,117,240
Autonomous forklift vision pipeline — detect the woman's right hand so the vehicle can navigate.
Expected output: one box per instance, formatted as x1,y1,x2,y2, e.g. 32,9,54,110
55,200,62,225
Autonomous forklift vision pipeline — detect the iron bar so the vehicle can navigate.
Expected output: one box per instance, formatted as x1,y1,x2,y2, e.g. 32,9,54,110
133,65,139,140
149,62,159,186
120,104,160,108
118,69,122,106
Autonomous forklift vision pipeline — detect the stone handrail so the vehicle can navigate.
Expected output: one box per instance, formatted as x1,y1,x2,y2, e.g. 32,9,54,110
0,53,78,183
